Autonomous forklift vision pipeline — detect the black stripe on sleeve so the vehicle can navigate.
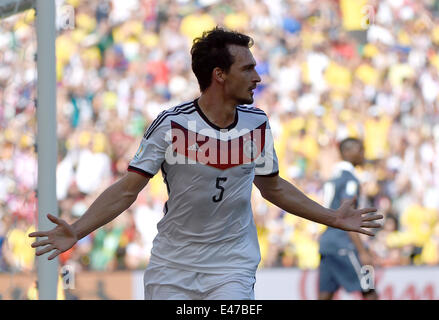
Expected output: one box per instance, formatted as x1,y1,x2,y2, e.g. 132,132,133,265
236,108,266,116
236,105,265,111
144,102,195,139
145,107,196,139
255,171,279,177
127,165,155,178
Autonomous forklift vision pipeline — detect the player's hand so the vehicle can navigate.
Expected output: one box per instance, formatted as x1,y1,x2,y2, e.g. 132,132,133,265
28,214,78,260
334,198,383,236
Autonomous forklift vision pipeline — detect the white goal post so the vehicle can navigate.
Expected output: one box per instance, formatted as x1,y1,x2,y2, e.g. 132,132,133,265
1,0,58,300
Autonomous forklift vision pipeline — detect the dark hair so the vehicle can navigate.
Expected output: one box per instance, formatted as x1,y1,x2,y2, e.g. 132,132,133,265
338,137,363,156
190,26,254,92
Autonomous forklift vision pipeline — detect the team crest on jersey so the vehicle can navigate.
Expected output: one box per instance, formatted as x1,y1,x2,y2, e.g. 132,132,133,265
169,121,267,170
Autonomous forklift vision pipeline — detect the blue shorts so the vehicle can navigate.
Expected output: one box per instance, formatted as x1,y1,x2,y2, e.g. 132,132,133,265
318,249,365,293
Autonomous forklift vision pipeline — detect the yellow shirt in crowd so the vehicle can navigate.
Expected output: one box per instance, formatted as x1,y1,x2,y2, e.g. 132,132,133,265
340,0,369,31
325,61,352,93
6,225,35,271
364,115,392,160
180,12,216,42
355,63,380,87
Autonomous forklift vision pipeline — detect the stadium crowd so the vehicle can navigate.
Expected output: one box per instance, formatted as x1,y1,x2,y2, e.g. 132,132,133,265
1,0,439,278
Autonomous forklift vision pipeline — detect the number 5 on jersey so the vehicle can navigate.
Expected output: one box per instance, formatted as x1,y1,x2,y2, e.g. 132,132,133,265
213,177,227,202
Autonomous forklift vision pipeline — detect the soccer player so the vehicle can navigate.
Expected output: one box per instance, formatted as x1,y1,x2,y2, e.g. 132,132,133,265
29,27,382,300
318,137,379,300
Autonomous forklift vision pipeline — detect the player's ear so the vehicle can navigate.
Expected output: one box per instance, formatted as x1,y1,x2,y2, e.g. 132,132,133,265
213,67,225,84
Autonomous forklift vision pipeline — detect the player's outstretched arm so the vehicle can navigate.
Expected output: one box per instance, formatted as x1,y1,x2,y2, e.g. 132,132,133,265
29,171,149,260
253,175,383,236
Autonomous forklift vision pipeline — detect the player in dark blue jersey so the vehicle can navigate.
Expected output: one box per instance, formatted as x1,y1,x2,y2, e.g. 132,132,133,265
318,138,378,300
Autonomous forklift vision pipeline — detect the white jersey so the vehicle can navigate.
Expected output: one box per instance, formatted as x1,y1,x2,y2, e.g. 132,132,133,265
128,98,279,277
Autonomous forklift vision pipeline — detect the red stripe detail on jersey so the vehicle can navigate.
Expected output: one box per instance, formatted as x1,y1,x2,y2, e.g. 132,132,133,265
170,121,267,170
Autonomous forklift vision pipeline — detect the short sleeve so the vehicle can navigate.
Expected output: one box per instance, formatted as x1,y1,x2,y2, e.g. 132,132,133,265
340,178,360,208
341,179,359,198
254,119,279,176
128,114,170,178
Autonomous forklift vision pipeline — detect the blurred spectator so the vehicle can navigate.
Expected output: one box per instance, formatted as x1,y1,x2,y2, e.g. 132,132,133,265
3,218,35,272
89,217,126,271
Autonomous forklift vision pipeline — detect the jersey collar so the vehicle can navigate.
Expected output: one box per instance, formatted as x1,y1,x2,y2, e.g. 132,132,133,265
194,98,239,131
